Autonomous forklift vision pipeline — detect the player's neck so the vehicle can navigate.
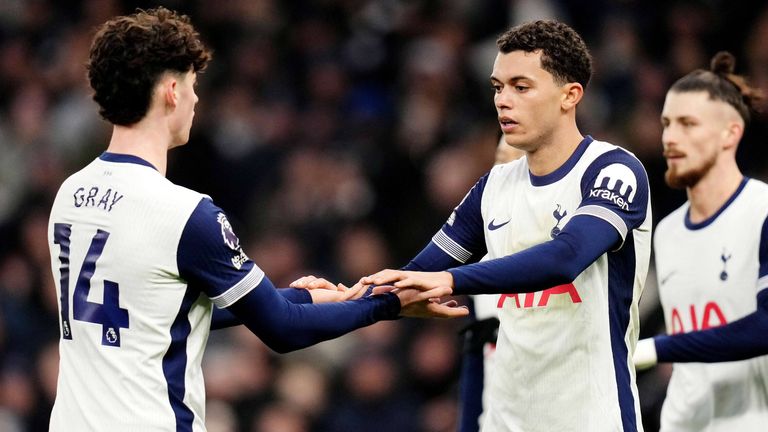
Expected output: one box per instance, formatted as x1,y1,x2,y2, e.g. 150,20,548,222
687,160,743,223
106,121,171,176
525,124,584,176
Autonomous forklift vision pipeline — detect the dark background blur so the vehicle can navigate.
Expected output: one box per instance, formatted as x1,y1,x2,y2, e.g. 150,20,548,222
1,0,768,431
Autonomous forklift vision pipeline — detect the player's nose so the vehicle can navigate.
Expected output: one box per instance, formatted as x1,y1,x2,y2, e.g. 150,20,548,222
661,126,678,150
494,87,513,110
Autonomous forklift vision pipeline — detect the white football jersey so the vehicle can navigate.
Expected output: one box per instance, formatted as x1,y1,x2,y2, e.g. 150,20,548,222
48,153,259,431
436,137,651,431
655,178,768,432
471,292,501,429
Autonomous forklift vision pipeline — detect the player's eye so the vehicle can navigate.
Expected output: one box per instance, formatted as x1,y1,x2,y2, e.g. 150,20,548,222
515,85,529,92
491,83,502,93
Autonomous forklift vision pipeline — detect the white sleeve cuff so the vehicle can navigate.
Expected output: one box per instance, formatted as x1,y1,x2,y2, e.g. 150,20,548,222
633,338,658,370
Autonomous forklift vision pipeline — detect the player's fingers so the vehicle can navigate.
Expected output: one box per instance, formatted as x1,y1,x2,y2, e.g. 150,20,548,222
416,286,452,301
427,302,469,318
362,269,402,286
341,283,366,300
371,285,397,295
394,277,432,290
289,275,316,288
307,278,336,290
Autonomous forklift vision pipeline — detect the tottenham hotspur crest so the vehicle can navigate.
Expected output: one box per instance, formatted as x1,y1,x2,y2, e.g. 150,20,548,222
217,212,240,250
550,204,567,238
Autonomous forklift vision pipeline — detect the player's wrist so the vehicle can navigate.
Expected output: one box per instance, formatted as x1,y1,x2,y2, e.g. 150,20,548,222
372,292,402,320
446,269,467,295
633,338,658,370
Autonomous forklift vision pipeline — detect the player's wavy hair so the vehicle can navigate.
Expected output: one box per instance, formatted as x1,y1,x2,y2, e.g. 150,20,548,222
496,20,592,89
87,7,212,126
670,51,763,122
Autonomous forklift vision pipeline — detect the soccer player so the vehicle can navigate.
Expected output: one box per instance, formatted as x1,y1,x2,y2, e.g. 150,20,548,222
362,20,653,431
632,52,768,430
46,8,465,431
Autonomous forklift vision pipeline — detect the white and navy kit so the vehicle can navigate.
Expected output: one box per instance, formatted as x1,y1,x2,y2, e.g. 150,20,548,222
654,178,768,431
411,136,651,431
47,153,400,431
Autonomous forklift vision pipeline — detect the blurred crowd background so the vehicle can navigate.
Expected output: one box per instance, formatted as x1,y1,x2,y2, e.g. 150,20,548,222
1,0,768,431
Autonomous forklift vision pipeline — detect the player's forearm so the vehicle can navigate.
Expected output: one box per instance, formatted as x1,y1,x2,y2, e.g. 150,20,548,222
448,216,619,295
655,289,768,363
210,287,312,330
277,287,312,303
403,241,465,271
227,276,400,353
210,307,240,329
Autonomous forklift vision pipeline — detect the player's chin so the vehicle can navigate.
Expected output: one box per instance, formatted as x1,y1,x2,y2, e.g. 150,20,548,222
501,132,532,151
664,167,695,190
171,132,192,149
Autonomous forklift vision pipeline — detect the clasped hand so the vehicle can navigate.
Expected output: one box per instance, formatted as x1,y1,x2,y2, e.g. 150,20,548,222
289,273,466,318
360,269,454,294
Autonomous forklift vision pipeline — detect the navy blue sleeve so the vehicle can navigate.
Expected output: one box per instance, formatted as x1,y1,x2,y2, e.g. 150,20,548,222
449,215,620,295
211,307,240,329
177,198,258,301
403,241,468,271
760,214,768,280
226,275,401,353
575,149,649,241
655,215,768,363
278,288,313,303
211,288,312,330
178,199,401,350
417,174,489,266
655,289,768,362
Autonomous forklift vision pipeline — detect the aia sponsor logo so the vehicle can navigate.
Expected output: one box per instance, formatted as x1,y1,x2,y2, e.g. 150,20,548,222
669,302,727,334
497,283,582,309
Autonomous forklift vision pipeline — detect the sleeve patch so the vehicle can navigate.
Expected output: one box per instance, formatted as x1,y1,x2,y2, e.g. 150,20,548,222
590,163,638,210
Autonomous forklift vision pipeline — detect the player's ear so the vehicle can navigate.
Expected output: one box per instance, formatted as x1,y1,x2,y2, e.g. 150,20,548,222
561,82,583,111
722,120,744,151
162,77,178,108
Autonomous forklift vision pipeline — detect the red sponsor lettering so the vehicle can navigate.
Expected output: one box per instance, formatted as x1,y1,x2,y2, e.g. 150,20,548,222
669,302,728,334
497,283,581,309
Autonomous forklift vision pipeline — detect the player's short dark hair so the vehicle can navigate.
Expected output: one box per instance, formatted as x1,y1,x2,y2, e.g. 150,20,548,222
87,7,212,126
496,20,592,89
670,51,763,122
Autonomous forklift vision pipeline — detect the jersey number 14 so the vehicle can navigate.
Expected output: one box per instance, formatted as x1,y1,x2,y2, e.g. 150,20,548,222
53,223,129,347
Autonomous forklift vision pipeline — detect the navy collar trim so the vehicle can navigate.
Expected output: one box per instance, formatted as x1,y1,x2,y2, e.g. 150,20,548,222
529,135,594,186
99,152,158,171
685,177,748,230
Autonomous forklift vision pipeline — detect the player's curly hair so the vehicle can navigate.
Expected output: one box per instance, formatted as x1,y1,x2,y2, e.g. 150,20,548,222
496,20,592,89
670,51,763,122
87,7,212,126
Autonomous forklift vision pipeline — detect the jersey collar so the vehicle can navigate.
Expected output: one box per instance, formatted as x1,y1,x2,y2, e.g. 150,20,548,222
529,135,593,187
99,152,158,171
684,177,749,230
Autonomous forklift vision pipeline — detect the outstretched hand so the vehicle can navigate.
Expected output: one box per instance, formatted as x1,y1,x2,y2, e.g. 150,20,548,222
361,269,454,294
389,286,468,318
289,275,367,303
